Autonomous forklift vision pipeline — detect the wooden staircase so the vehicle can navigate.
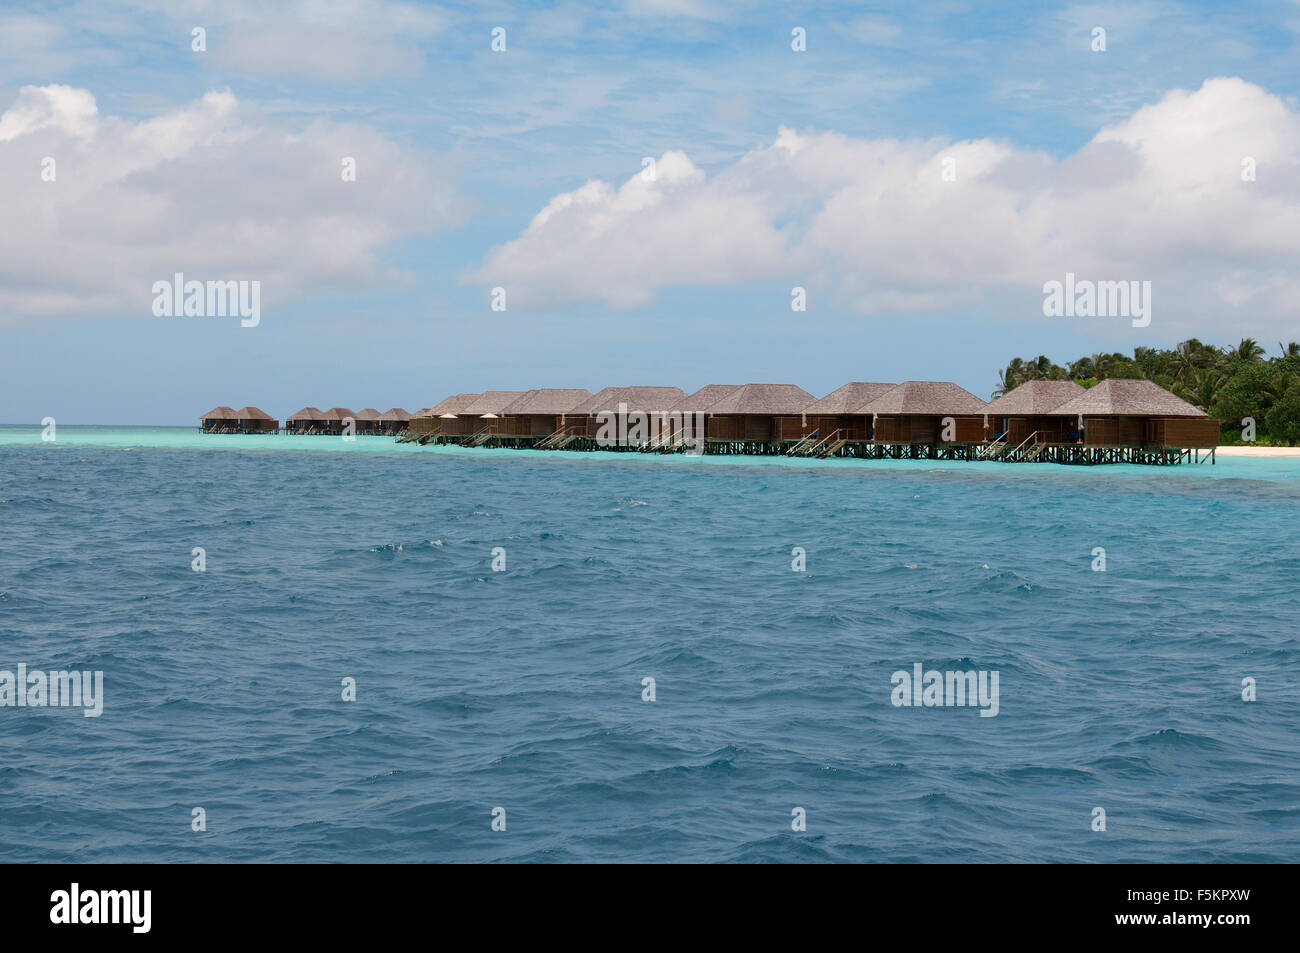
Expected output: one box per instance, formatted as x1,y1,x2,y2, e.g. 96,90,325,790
816,437,848,458
786,430,820,456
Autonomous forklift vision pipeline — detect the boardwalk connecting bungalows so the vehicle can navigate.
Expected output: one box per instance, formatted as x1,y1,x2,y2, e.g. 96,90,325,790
494,389,593,447
697,384,816,454
789,382,897,453
983,381,1087,446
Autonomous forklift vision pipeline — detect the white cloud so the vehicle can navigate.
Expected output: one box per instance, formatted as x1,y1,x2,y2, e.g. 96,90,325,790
0,84,464,321
467,78,1300,334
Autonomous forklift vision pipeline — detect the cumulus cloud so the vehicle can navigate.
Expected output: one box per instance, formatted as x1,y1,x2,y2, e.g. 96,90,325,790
0,84,464,320
467,78,1300,333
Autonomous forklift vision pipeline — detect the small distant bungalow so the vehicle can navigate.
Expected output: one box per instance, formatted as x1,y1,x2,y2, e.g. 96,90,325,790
409,393,480,439
854,381,988,443
795,382,896,443
322,407,356,436
353,408,382,433
696,384,816,450
286,407,326,434
377,408,410,433
235,406,278,433
496,388,593,443
982,381,1087,445
446,391,527,443
200,406,239,432
1049,379,1219,449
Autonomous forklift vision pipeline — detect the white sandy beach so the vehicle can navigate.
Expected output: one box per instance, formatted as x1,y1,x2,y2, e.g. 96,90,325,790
1215,446,1300,457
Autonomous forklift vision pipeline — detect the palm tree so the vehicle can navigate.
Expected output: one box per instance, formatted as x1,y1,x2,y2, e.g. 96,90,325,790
1228,337,1265,363
1174,367,1222,412
1279,341,1300,358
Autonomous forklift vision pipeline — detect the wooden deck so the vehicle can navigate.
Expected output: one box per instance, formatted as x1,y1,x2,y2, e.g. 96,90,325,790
395,431,1216,464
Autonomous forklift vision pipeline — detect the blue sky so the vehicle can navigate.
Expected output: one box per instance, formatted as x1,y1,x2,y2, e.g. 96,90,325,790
2,0,1299,423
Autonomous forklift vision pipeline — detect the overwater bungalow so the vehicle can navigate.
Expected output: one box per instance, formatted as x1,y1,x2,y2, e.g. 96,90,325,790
286,407,326,434
566,386,689,446
695,384,816,452
982,381,1087,445
353,408,382,433
658,385,742,448
407,394,480,440
446,391,527,444
1049,379,1219,450
794,382,897,445
495,389,593,445
200,406,239,432
854,381,988,443
322,407,357,436
377,408,410,434
235,406,279,433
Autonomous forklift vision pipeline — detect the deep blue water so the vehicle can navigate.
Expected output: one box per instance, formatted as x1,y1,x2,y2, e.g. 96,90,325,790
1,430,1298,862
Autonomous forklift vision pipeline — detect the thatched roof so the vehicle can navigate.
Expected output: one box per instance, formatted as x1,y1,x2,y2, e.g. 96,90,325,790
200,406,238,420
673,385,742,411
854,382,987,416
461,391,527,415
419,393,480,418
500,388,593,415
983,380,1086,416
323,407,356,420
570,386,688,414
235,406,276,421
1051,378,1207,417
803,382,896,415
703,383,816,415
287,406,324,421
354,408,382,421
379,407,411,421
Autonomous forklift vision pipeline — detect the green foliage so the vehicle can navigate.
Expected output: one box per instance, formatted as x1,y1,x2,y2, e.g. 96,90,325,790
1265,377,1300,445
1209,362,1275,424
995,337,1298,442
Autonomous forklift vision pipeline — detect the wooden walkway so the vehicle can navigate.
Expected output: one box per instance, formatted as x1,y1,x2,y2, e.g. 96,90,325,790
395,432,1216,464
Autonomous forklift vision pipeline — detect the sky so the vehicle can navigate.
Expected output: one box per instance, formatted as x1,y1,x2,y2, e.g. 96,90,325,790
2,0,1299,424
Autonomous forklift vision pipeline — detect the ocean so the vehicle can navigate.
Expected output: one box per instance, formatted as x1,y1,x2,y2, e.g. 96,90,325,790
1,426,1296,862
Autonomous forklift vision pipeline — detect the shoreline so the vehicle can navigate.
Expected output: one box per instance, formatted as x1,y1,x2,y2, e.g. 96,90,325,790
1213,446,1300,457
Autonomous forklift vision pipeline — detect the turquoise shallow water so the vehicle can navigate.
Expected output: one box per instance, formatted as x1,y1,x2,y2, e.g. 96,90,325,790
1,426,1297,862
